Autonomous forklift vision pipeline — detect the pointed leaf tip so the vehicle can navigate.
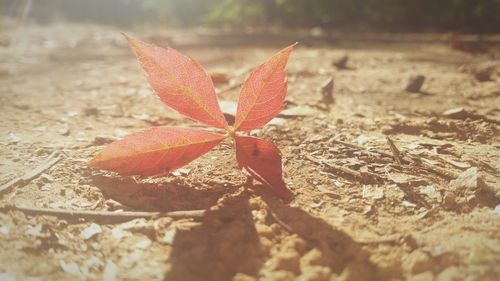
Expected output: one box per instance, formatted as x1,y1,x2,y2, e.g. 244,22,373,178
235,136,293,199
234,44,295,132
125,35,228,130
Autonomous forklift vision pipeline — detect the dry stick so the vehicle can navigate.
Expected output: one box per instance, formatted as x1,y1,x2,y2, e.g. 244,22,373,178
330,138,458,180
306,154,431,208
326,162,386,184
409,156,459,179
383,138,458,179
386,137,403,165
330,138,393,158
305,155,384,184
267,209,293,233
1,205,206,221
0,151,62,197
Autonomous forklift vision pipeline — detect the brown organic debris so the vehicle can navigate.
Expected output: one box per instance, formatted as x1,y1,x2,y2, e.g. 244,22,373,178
1,205,206,223
0,151,62,197
320,76,334,105
333,55,348,69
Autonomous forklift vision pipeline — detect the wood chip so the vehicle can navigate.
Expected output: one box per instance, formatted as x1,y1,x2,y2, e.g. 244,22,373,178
160,228,177,245
268,117,286,126
320,77,334,104
81,223,102,240
7,132,22,143
25,224,44,237
418,185,442,201
103,261,118,281
280,106,317,117
362,185,384,200
449,167,488,192
439,156,471,169
111,227,129,241
218,100,237,116
0,226,10,235
93,135,119,145
135,239,152,249
210,71,229,84
59,260,82,276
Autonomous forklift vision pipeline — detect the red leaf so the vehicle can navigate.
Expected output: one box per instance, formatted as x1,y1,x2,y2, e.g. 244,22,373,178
234,43,296,131
235,136,293,199
125,34,228,130
89,127,226,177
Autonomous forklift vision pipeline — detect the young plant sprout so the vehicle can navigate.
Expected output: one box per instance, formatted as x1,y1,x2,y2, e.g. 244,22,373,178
89,35,296,198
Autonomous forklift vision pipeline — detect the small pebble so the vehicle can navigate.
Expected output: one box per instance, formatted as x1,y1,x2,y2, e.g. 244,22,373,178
405,75,425,92
333,55,348,69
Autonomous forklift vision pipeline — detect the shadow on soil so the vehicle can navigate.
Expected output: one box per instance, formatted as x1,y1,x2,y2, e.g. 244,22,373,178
91,175,379,280
164,185,379,281
90,174,228,212
165,190,264,281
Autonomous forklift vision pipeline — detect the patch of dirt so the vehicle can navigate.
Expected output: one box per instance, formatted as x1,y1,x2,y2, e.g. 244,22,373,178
0,24,499,281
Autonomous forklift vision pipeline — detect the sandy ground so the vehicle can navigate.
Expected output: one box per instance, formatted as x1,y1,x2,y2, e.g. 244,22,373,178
0,24,499,281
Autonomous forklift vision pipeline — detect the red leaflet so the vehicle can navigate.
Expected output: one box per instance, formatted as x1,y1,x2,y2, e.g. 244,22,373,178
235,136,292,199
125,34,228,130
89,127,226,177
90,36,296,199
234,43,296,131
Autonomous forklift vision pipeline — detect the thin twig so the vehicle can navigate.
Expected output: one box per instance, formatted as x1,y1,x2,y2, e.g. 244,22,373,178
325,161,385,184
306,155,431,208
406,155,460,179
330,138,458,180
418,159,459,179
305,155,385,184
386,136,403,165
0,151,62,197
268,209,293,233
1,205,206,222
330,138,393,158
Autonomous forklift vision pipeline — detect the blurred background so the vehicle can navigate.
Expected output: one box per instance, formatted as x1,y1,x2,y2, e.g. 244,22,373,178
1,0,499,33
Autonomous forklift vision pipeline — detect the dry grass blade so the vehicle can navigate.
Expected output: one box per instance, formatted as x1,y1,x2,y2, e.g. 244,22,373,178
386,136,403,165
0,151,62,197
305,155,385,184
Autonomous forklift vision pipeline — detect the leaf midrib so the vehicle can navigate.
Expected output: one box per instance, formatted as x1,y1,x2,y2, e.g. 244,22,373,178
133,40,226,129
95,135,226,164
